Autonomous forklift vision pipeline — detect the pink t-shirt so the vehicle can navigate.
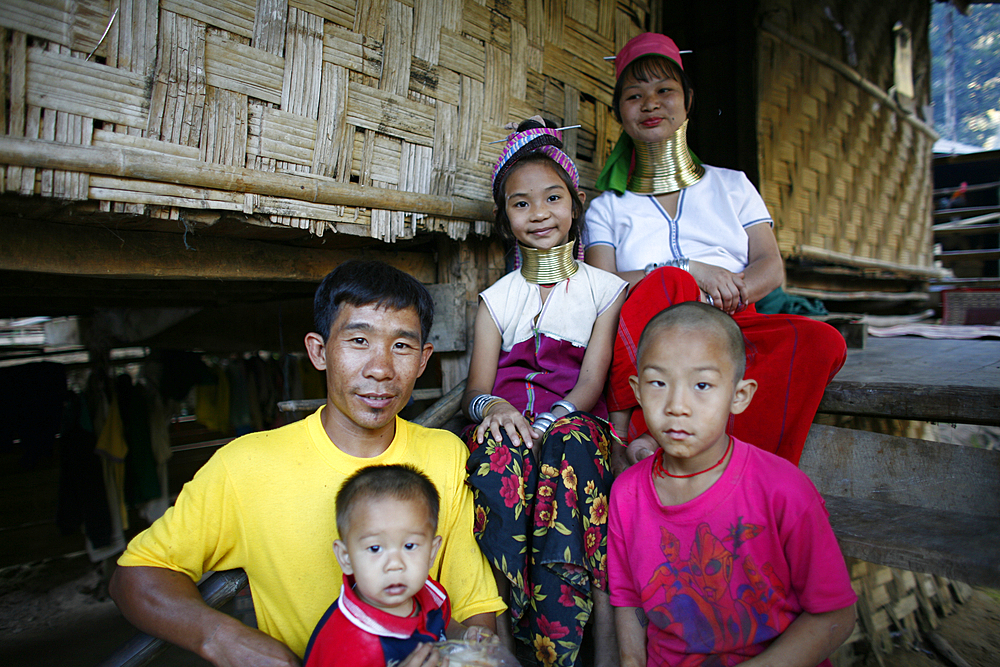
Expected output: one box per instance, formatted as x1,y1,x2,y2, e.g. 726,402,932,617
608,437,856,666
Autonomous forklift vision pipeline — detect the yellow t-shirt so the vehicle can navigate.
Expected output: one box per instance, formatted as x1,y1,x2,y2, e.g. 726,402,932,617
118,408,503,657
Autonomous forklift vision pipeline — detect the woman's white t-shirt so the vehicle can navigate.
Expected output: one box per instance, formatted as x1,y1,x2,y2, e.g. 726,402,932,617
584,165,772,274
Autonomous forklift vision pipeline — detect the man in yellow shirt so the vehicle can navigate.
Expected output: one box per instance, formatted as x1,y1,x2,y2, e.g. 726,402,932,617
110,261,503,667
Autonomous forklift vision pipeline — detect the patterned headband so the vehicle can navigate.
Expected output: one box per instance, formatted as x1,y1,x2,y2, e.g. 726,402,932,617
491,127,580,201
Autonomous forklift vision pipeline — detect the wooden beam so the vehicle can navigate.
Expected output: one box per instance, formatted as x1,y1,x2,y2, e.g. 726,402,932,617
0,217,437,282
819,380,1000,426
800,424,1000,512
0,136,493,221
800,424,1000,587
935,248,1000,261
793,245,946,278
933,221,1000,235
823,495,1000,587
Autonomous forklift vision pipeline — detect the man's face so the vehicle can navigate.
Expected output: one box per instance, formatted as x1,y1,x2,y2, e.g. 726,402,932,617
306,303,433,439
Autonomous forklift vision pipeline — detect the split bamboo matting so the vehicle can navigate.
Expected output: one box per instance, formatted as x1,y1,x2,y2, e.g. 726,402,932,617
0,0,936,273
758,0,936,271
0,0,652,242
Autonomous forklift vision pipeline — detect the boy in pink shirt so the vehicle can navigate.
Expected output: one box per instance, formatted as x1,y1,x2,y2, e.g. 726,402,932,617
608,302,856,666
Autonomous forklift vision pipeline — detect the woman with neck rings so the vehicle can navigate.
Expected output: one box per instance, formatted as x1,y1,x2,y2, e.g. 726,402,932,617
585,33,847,472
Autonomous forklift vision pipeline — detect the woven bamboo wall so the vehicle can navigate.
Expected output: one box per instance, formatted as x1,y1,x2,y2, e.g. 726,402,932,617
0,0,653,243
757,0,936,271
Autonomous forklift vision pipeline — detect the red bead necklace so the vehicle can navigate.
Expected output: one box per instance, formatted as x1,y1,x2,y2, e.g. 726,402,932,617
653,437,732,479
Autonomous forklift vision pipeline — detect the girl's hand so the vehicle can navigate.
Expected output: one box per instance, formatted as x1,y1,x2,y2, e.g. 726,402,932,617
689,260,748,314
475,400,537,449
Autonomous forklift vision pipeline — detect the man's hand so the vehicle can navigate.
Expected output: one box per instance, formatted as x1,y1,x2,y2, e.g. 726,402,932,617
201,616,300,667
110,566,299,667
689,261,747,314
399,642,443,667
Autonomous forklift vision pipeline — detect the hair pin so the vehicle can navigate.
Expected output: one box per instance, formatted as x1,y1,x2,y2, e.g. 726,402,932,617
487,125,582,144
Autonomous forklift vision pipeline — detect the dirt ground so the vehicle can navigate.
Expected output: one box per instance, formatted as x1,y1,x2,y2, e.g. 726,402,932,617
1,555,997,667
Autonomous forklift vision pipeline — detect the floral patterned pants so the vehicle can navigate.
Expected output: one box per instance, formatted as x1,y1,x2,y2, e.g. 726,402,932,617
466,413,615,667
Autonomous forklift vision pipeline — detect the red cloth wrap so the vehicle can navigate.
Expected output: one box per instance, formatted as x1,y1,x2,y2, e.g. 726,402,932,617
607,267,847,465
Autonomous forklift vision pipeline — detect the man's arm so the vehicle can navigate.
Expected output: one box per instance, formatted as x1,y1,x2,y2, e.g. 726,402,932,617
110,565,300,667
615,606,647,667
740,605,856,667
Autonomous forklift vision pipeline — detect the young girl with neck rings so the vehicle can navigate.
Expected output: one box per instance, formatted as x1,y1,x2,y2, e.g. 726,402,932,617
463,117,627,667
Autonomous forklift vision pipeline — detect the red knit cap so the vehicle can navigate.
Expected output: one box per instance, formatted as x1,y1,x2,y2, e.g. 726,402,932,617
615,33,683,79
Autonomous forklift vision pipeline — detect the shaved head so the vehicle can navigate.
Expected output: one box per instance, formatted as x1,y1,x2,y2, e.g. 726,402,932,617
637,302,746,381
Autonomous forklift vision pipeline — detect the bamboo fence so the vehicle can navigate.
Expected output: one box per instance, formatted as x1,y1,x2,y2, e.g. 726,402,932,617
0,0,652,242
758,0,937,271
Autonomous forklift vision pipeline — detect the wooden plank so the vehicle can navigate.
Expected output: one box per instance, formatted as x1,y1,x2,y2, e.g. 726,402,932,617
424,283,466,353
819,381,1000,426
933,221,1000,235
935,248,1000,262
823,495,1000,588
0,216,437,283
800,424,1000,513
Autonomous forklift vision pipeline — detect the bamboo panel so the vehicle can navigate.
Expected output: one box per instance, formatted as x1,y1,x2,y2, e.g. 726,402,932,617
254,0,288,54
105,0,158,75
200,87,248,166
257,195,366,226
452,157,490,202
25,47,149,129
162,0,256,38
259,108,317,165
204,32,284,104
313,62,348,178
758,0,933,274
72,0,113,58
322,22,381,78
145,11,206,147
482,44,509,125
439,28,485,82
89,175,245,209
431,103,458,196
345,81,435,146
282,7,323,117
409,56,460,106
457,74,484,162
462,2,511,48
0,0,71,46
412,0,444,63
380,1,412,97
93,128,201,160
368,133,401,185
0,28,7,193
290,0,354,30
6,31,27,191
352,0,386,38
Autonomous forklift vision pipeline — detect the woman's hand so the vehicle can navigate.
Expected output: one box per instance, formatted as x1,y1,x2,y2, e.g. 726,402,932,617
688,260,747,314
475,400,539,449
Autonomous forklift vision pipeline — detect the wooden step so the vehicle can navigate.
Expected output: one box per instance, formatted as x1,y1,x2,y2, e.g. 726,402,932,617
800,424,1000,587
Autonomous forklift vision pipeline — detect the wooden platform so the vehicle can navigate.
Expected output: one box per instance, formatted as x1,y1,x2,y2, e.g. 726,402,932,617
819,335,1000,425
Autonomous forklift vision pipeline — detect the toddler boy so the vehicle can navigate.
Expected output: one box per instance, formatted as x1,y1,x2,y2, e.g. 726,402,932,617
608,302,857,666
303,464,459,667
